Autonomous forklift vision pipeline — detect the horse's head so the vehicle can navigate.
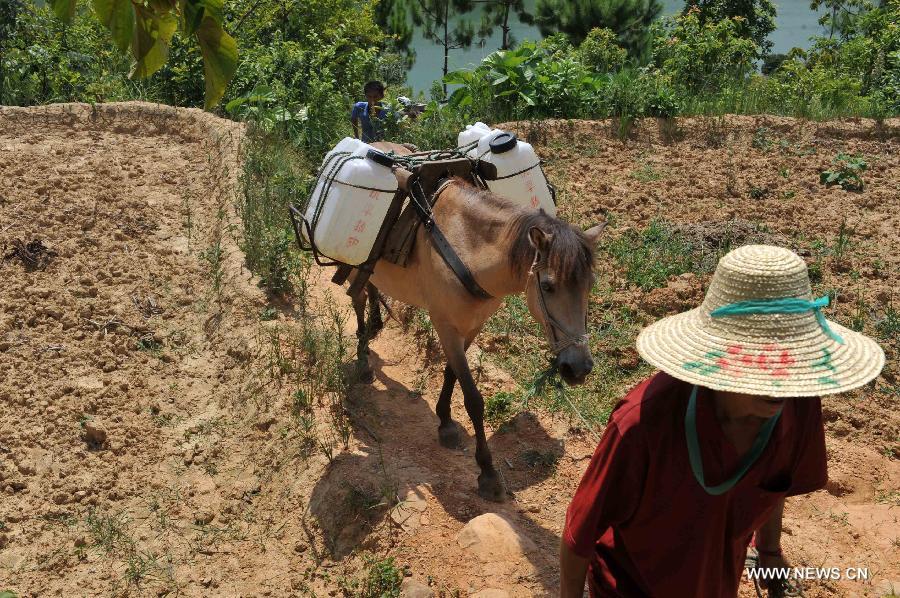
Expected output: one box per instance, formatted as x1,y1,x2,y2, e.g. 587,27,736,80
520,217,606,386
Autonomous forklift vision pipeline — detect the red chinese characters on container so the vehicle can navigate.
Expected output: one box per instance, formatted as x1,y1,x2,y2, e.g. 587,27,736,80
717,344,796,378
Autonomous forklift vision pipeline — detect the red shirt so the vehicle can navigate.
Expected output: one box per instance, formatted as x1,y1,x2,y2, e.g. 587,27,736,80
563,373,827,597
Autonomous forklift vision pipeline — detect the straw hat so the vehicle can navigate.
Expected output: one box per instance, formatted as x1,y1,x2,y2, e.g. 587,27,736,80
636,245,885,397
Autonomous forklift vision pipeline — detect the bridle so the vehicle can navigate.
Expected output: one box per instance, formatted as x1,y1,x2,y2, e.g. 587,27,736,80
529,251,590,354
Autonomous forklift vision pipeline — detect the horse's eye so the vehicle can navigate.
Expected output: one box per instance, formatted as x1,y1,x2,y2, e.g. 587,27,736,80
541,281,555,293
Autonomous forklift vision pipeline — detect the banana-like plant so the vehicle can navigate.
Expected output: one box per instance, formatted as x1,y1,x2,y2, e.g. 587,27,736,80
48,0,237,109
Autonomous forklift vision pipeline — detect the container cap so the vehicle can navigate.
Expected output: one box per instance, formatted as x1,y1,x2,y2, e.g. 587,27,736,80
489,132,518,154
366,149,395,168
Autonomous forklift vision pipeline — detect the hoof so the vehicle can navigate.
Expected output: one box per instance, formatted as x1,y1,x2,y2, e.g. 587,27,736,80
477,471,507,503
438,422,461,449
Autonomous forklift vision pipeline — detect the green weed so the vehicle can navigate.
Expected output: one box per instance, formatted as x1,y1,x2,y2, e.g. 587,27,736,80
749,185,769,200
339,554,403,597
833,219,853,263
238,130,309,295
820,153,867,191
485,391,519,427
86,509,128,553
751,126,773,151
605,220,699,290
876,305,900,340
630,163,661,182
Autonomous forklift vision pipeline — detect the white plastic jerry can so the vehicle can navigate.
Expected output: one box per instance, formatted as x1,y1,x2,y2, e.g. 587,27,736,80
303,137,398,265
457,121,493,153
474,130,556,216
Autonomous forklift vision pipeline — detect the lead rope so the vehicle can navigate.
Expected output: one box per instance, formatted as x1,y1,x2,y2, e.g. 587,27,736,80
530,252,589,354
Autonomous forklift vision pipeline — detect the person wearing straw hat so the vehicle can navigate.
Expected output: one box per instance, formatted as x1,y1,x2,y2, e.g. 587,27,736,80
559,245,885,598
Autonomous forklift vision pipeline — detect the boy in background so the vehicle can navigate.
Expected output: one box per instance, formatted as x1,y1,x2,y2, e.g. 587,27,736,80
351,80,389,143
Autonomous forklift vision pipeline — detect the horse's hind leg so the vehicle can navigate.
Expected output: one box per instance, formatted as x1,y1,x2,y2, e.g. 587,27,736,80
351,289,375,384
366,283,384,338
434,321,505,502
436,331,478,449
436,364,459,448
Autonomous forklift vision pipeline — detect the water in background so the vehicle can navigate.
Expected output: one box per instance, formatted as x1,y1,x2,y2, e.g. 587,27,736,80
405,0,827,94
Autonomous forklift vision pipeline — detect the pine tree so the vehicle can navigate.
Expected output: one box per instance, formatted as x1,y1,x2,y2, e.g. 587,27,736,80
412,0,477,95
534,0,662,58
376,0,417,67
475,0,534,50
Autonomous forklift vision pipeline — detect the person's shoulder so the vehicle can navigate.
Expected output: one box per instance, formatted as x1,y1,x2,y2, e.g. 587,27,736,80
609,371,689,432
351,101,367,114
353,101,368,108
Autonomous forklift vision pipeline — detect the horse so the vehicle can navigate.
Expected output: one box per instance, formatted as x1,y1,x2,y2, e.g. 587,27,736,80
348,141,605,501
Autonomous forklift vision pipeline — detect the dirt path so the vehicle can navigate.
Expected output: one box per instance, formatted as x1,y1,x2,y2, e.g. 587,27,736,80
0,105,897,597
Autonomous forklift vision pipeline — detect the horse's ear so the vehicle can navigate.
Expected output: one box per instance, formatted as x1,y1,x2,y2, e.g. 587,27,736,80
528,226,552,251
583,222,608,249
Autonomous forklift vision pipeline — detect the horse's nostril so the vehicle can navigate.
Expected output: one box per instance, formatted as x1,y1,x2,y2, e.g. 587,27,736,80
559,362,575,380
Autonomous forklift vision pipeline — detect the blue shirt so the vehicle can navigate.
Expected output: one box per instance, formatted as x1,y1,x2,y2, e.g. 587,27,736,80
351,101,388,142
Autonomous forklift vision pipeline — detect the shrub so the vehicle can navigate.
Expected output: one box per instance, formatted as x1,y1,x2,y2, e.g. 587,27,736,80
651,7,758,96
645,79,680,118
0,3,135,105
578,27,627,73
534,54,601,117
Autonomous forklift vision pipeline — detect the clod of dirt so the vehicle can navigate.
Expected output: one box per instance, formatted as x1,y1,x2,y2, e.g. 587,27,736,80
400,577,434,598
193,508,215,525
3,238,57,271
254,415,277,432
456,513,537,561
81,422,107,450
672,219,790,270
470,590,510,598
639,273,704,316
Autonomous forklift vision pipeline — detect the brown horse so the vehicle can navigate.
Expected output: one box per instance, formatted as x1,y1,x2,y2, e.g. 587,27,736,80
348,142,605,501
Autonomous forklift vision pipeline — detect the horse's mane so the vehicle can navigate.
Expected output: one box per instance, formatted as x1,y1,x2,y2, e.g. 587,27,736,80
450,177,594,284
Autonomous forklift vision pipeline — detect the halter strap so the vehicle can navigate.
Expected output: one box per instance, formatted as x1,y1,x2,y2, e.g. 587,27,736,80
684,385,782,496
530,252,589,353
710,295,845,344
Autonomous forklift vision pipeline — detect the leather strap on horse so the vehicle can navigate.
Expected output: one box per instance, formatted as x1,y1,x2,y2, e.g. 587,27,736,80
410,177,493,301
531,254,589,353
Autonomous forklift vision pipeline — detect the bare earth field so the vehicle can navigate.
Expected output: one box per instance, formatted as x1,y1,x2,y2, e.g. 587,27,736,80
0,105,897,597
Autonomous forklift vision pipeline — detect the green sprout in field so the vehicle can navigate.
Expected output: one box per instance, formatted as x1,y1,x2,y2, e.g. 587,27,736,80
820,153,867,192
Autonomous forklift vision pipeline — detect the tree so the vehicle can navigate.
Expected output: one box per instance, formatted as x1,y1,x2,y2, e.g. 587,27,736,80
412,0,476,95
683,0,776,57
0,0,23,101
810,0,875,40
475,0,534,50
534,0,662,58
375,0,417,66
47,0,237,108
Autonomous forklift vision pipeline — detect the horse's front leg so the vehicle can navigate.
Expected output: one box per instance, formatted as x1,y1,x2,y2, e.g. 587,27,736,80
434,322,506,502
366,282,384,337
351,289,375,383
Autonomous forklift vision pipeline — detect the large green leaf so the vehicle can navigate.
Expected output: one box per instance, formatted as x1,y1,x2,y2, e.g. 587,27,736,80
91,0,134,52
49,0,77,22
195,16,238,110
182,0,223,35
130,4,177,79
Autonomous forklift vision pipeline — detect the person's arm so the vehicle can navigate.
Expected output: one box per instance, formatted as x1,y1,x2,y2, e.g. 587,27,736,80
560,540,590,598
756,498,789,572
